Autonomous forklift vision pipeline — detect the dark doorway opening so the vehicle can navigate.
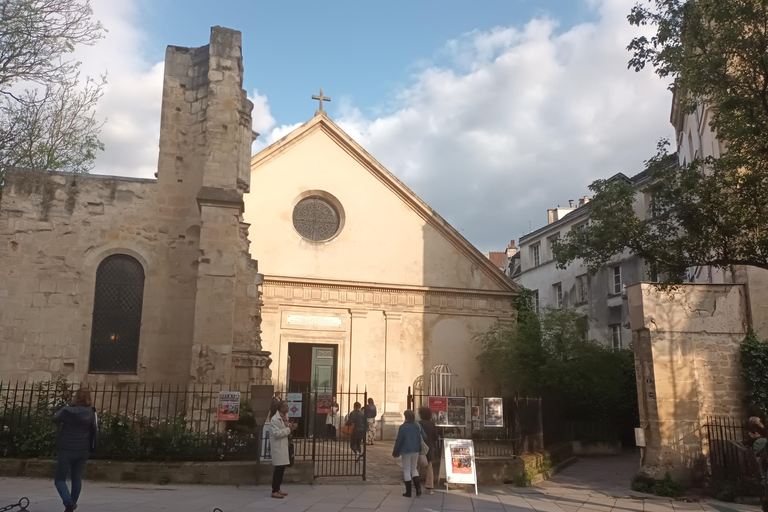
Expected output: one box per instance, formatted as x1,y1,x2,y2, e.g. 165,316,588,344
287,343,338,437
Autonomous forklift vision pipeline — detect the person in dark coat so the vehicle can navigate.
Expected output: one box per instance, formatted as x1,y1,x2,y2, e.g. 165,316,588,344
364,398,377,445
53,388,97,512
418,407,439,494
346,402,367,461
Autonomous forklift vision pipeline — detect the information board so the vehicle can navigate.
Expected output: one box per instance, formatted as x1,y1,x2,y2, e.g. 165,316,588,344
429,396,467,427
442,438,478,494
483,397,504,427
217,391,240,421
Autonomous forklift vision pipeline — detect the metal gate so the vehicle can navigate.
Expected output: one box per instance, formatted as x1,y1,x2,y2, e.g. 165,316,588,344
265,389,368,479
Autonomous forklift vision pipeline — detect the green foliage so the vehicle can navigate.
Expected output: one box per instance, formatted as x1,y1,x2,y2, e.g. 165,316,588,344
555,1,768,284
477,294,638,423
631,473,684,498
741,330,768,417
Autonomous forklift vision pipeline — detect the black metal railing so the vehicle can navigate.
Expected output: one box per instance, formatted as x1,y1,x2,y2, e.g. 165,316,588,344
406,389,544,457
261,389,368,479
704,416,757,482
0,380,260,461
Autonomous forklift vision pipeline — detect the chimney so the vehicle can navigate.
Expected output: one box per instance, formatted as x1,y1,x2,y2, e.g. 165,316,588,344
547,209,556,224
579,195,591,207
568,199,574,208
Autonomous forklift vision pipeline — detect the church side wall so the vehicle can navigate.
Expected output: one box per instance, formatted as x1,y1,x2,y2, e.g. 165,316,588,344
0,172,201,384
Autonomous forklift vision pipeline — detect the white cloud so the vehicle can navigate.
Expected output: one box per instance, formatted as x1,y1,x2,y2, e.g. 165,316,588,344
72,0,163,178
323,0,674,251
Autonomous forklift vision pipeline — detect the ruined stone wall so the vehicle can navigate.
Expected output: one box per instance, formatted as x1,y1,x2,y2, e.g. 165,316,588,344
0,26,268,387
628,283,748,481
0,172,199,384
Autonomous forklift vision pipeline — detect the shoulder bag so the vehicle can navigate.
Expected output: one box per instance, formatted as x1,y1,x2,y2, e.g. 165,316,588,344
417,423,429,467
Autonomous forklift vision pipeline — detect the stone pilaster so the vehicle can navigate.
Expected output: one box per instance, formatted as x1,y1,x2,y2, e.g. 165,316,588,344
382,311,403,439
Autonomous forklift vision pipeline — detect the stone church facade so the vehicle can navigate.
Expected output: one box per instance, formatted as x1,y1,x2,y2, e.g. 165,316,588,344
245,113,518,435
0,28,270,386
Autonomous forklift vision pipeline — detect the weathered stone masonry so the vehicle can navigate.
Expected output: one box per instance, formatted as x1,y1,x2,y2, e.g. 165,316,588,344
0,27,271,386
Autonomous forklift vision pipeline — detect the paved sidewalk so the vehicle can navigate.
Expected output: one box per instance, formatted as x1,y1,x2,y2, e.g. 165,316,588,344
0,455,762,512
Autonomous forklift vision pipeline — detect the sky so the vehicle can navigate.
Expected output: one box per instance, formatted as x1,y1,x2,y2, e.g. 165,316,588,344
74,0,675,253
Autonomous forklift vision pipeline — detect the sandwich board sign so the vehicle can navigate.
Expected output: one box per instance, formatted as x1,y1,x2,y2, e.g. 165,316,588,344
443,438,478,495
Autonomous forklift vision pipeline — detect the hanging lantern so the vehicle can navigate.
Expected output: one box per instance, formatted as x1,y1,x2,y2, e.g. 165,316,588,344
430,364,458,396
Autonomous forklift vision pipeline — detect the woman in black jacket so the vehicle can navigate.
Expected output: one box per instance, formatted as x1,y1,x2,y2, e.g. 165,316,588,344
53,388,97,512
346,402,368,462
418,407,439,495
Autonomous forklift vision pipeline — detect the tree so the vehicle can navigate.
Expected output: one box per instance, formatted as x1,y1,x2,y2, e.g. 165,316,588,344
0,0,105,197
476,293,636,421
554,0,768,284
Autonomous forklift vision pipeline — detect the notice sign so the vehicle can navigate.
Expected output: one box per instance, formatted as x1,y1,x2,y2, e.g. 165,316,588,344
316,392,332,414
443,439,478,494
484,397,504,427
217,391,240,421
429,396,467,427
287,400,302,418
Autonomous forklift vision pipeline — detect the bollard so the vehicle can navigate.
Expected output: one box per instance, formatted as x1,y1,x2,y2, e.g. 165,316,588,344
0,497,30,512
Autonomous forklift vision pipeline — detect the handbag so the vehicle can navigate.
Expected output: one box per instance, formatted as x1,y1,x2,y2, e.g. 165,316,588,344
418,423,429,456
342,423,354,436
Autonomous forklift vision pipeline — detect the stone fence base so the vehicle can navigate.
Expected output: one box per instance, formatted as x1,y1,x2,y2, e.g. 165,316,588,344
0,459,313,486
474,442,575,485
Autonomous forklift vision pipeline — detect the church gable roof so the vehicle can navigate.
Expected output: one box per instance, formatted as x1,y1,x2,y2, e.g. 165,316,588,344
250,114,518,294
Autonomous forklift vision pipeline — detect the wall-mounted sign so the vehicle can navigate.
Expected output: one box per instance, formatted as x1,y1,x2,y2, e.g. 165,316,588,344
217,391,240,421
286,315,342,327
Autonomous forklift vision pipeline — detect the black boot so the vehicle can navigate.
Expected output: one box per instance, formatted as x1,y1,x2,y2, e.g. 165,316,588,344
413,476,422,497
402,480,412,497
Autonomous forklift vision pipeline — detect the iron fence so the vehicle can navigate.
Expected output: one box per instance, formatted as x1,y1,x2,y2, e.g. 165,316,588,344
0,380,260,461
704,416,758,483
261,389,368,479
406,389,544,456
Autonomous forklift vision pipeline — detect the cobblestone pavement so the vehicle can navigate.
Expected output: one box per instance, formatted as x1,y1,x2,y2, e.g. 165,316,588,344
0,454,761,512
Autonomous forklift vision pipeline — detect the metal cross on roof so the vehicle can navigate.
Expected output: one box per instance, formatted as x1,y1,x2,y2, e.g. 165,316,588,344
312,88,331,115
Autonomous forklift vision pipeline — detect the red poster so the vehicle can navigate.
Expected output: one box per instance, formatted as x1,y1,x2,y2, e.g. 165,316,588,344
429,396,447,412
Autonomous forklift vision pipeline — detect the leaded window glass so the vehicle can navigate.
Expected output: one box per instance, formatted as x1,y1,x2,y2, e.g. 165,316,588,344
88,255,145,373
292,196,341,241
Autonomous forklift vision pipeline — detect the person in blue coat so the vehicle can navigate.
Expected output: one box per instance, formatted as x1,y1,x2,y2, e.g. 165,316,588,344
392,409,426,497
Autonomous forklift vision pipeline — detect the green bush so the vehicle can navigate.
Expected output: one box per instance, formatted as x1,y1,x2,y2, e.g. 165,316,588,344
708,478,764,502
631,473,684,498
0,380,259,461
741,330,768,417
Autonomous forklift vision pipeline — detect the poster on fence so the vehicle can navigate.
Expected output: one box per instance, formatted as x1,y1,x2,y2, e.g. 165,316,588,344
316,392,332,414
443,439,477,494
483,397,503,427
471,405,481,425
217,391,240,421
429,396,467,427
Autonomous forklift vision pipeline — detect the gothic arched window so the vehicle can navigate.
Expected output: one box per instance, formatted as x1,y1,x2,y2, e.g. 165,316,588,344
88,254,145,373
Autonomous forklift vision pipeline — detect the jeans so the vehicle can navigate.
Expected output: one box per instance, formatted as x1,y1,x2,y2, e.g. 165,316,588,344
54,449,89,505
419,457,434,488
401,452,420,481
272,465,286,493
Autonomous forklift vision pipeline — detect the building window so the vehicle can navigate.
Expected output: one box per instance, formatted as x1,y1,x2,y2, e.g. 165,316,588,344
547,233,560,261
610,325,622,350
89,255,145,374
292,195,341,241
531,244,541,267
576,275,589,304
532,290,540,313
554,283,563,309
612,266,622,295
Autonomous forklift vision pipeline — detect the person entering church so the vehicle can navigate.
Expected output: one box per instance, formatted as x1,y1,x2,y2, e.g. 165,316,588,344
364,398,377,445
392,409,427,497
326,396,339,438
345,402,367,462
